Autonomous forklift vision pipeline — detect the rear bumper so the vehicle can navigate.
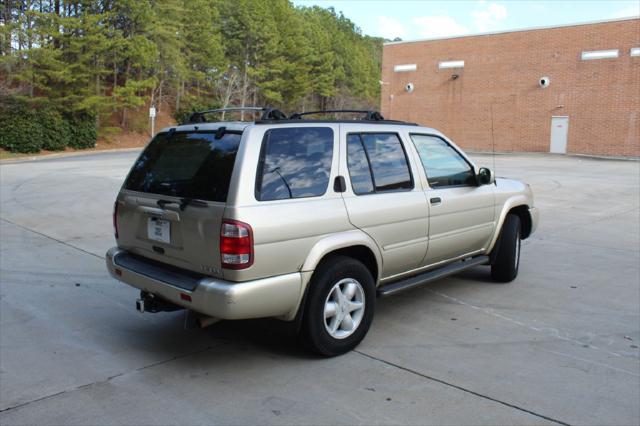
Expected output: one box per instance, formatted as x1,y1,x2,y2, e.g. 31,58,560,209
105,247,302,320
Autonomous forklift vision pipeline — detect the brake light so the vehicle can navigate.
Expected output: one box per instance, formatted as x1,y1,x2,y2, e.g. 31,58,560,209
220,219,253,269
113,201,119,239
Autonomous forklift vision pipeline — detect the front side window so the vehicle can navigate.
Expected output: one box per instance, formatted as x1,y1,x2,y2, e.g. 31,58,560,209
410,134,475,188
256,127,334,201
347,133,413,194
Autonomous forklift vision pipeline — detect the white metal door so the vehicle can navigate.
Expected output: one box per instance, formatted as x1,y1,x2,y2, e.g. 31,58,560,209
550,116,569,154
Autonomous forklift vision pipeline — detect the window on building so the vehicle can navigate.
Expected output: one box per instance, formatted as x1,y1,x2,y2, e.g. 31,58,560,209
631,48,640,57
581,49,619,60
256,127,333,201
347,133,413,194
410,134,476,188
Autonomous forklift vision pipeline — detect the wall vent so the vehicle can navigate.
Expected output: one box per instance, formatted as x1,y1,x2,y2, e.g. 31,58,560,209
438,60,465,69
394,64,417,72
581,49,619,60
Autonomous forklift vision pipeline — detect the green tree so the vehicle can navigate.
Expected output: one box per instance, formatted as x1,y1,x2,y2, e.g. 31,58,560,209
1,0,383,153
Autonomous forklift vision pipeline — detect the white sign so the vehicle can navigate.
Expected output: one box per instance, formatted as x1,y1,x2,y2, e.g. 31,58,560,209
149,107,157,118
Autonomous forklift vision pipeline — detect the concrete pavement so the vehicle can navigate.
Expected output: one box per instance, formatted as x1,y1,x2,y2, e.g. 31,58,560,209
0,151,638,425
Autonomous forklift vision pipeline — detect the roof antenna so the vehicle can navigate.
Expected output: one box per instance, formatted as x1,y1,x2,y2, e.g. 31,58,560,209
490,100,497,185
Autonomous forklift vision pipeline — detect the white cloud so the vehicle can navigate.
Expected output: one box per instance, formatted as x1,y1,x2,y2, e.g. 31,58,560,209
610,5,640,19
378,16,407,40
472,2,508,32
413,16,470,38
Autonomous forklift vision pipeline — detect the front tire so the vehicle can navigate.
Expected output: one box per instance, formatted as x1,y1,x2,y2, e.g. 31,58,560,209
491,214,521,282
302,256,375,356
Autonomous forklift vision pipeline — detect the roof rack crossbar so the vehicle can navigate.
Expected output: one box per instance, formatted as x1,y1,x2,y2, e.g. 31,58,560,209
289,110,385,121
185,107,286,124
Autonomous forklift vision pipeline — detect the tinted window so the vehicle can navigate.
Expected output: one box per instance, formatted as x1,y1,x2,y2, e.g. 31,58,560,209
410,134,475,187
256,127,333,201
125,131,241,202
347,133,412,193
347,134,374,194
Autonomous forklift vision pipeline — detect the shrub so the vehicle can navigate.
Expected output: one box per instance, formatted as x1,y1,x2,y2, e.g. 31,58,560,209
0,97,97,153
40,107,71,151
0,100,44,153
66,113,97,149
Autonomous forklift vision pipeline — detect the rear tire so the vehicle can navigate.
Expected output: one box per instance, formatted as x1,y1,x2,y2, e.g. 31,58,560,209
302,256,375,357
491,214,521,282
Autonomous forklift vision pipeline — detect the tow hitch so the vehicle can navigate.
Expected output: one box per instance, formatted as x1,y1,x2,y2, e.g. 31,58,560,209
135,291,220,329
136,291,182,313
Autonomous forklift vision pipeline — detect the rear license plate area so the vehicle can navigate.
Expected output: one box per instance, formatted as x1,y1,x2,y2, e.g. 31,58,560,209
147,217,171,244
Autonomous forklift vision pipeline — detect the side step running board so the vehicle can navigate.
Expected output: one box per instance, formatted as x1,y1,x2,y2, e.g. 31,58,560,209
377,255,489,297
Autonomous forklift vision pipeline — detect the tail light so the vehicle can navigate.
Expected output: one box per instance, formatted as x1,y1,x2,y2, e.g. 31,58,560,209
113,201,119,239
220,219,253,269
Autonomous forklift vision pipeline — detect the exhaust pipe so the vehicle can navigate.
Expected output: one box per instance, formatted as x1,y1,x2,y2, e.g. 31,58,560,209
184,310,221,329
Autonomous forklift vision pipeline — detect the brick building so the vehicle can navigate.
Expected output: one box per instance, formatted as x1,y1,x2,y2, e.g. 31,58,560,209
380,18,640,157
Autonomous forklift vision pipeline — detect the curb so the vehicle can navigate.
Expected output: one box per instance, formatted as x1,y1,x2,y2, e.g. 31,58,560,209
0,147,143,164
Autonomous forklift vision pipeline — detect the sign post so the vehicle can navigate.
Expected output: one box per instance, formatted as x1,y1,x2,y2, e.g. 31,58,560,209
149,106,157,136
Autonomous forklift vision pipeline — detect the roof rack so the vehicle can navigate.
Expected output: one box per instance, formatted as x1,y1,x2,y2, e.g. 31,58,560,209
185,107,287,124
289,109,386,121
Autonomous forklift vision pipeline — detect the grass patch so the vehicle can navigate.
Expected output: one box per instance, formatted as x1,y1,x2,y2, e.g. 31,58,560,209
0,149,27,160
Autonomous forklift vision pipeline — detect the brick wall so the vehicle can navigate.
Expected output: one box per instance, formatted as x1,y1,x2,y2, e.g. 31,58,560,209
380,18,640,157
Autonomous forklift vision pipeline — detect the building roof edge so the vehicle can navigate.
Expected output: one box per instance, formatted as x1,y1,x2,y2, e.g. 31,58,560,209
383,16,640,46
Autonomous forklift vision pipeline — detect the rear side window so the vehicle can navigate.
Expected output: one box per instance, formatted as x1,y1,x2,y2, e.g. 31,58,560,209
256,127,333,201
347,133,413,194
125,131,241,202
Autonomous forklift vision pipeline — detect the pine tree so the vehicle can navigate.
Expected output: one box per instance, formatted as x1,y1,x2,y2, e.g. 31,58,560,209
1,0,384,147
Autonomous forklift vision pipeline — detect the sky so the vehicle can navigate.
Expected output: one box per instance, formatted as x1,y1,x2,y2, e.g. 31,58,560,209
292,0,640,41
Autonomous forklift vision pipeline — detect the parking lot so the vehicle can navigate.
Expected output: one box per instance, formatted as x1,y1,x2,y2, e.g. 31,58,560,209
0,151,638,425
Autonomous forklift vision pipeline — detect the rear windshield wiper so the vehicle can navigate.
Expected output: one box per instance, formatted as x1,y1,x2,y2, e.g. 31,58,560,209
179,198,207,210
157,199,177,209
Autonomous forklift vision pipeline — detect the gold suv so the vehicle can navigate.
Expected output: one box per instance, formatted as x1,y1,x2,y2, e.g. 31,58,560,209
106,108,538,356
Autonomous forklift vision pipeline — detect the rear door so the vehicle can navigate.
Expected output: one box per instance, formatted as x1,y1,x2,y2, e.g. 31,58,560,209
115,130,242,278
340,127,429,279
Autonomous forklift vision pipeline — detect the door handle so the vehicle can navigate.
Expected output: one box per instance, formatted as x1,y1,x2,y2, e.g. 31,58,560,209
430,197,442,205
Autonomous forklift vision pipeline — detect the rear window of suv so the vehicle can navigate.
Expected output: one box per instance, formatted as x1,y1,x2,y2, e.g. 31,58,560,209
124,131,241,202
256,127,334,201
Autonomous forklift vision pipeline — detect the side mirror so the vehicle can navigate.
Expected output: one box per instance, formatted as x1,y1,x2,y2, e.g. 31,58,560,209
477,167,495,185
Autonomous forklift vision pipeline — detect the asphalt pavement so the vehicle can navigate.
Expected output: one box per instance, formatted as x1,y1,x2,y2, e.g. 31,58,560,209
0,151,638,425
